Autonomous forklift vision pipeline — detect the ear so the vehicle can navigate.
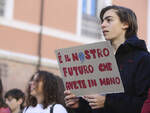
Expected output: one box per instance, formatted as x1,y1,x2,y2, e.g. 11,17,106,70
17,98,23,105
122,22,129,29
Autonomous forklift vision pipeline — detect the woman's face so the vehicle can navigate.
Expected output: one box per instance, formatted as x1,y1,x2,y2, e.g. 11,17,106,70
101,9,127,41
30,74,43,98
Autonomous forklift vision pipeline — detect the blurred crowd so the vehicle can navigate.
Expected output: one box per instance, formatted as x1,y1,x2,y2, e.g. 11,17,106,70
0,70,72,113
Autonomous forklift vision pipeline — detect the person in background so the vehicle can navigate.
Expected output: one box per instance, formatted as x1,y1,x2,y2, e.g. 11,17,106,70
64,5,150,113
55,75,74,113
5,88,25,113
23,70,68,113
0,78,11,113
141,88,150,113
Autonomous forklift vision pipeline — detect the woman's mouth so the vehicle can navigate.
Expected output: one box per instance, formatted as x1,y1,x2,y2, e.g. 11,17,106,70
30,85,35,91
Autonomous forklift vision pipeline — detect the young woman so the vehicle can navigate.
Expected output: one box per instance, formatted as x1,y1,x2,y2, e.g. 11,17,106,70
23,70,68,113
64,5,150,113
0,78,11,113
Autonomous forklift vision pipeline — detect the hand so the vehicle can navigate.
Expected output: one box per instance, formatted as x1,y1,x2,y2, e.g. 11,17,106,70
64,90,79,108
84,94,106,109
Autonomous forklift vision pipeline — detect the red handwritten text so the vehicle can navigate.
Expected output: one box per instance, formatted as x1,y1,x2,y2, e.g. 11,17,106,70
63,64,94,77
99,77,120,86
66,80,87,90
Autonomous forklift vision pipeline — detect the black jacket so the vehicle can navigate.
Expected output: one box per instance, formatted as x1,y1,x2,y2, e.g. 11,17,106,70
73,36,150,113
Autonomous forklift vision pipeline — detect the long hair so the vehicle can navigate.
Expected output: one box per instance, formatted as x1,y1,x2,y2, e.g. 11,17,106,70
100,5,138,39
0,78,8,108
55,76,65,106
26,70,60,109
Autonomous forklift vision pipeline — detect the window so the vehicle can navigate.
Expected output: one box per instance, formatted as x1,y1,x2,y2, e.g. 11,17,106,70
82,0,97,16
0,0,5,16
79,0,111,39
0,0,14,19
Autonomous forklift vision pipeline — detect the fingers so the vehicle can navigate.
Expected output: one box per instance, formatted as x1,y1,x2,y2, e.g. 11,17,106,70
86,98,97,103
65,98,79,107
64,91,105,109
83,94,105,109
88,99,104,109
64,90,71,96
64,90,79,108
89,101,98,106
64,90,77,101
91,105,103,109
84,94,100,99
86,97,98,108
83,94,98,103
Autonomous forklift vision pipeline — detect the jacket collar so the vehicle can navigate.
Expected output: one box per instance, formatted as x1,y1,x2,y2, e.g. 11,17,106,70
116,36,148,55
122,36,147,51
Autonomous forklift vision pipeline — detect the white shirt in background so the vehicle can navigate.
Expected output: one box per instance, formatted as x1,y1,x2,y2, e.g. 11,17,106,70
23,104,68,113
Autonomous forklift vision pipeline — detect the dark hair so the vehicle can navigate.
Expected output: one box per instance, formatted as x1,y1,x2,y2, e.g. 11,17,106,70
5,88,25,110
55,76,74,113
100,5,138,39
0,78,8,108
26,70,60,109
55,76,65,106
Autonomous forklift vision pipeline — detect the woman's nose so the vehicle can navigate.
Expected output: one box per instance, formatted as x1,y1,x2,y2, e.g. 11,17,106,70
29,81,34,86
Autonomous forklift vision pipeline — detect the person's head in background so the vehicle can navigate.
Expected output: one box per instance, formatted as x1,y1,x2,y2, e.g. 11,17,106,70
100,5,138,48
0,78,11,113
5,88,25,113
0,78,8,108
26,70,62,109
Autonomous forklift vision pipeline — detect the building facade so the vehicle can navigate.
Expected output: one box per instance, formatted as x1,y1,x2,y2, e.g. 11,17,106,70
0,0,149,91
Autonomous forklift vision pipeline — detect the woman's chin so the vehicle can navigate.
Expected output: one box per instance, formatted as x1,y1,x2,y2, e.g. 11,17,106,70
30,91,36,96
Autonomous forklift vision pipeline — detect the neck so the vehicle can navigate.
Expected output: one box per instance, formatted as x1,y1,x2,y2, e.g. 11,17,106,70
111,35,126,52
12,107,20,113
36,95,44,104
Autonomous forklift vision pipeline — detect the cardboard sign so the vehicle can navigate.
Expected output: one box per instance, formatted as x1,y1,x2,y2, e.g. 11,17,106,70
55,41,124,96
